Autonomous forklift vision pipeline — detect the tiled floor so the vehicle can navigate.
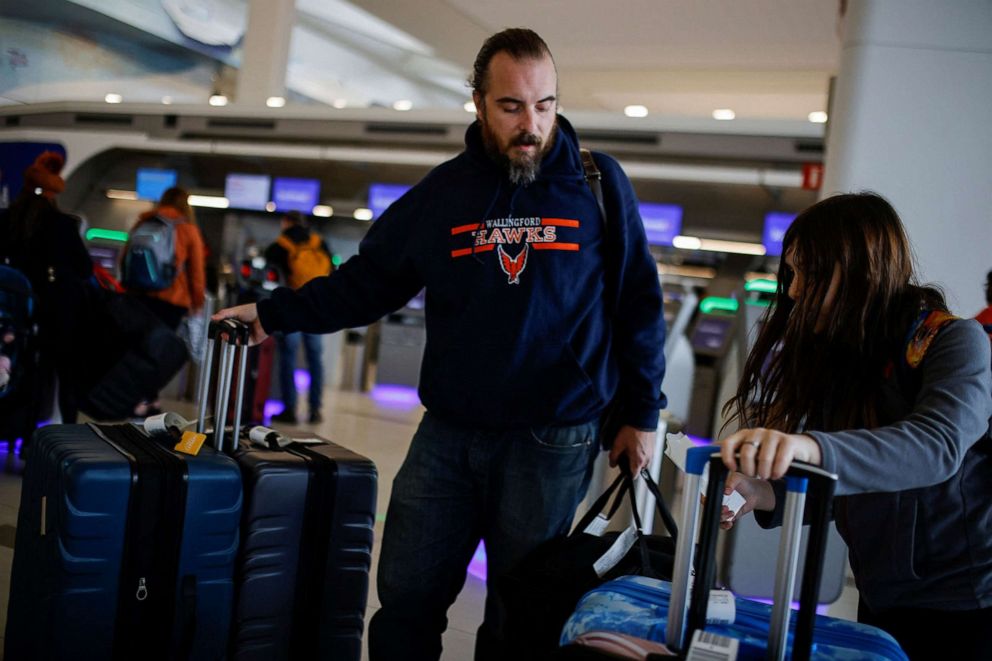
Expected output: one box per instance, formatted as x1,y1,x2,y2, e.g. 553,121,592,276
0,387,857,660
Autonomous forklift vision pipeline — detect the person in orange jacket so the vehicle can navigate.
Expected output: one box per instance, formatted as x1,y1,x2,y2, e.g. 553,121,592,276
127,186,206,415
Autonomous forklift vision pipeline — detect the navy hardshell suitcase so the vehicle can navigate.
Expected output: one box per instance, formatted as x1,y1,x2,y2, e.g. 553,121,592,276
208,319,377,661
230,438,377,660
5,423,242,661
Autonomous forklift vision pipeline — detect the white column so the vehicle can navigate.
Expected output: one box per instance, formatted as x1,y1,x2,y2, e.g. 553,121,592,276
237,0,296,105
822,0,992,313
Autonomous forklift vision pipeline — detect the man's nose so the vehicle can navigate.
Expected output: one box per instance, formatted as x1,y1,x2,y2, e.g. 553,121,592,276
517,107,539,134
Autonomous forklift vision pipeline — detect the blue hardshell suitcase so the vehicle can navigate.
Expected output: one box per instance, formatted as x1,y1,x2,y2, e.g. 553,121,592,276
561,446,908,660
5,422,242,661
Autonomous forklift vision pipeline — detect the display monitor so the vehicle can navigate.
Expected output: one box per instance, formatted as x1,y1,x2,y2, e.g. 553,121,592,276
272,177,320,213
224,173,271,210
87,246,120,272
762,212,797,257
638,202,683,247
369,183,412,220
136,168,177,201
691,315,734,354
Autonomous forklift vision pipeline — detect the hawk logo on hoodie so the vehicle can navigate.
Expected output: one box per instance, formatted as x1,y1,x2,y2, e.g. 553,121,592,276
497,244,528,284
450,216,580,285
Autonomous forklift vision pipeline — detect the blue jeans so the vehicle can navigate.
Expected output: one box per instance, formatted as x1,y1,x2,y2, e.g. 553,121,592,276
368,412,599,661
276,331,323,414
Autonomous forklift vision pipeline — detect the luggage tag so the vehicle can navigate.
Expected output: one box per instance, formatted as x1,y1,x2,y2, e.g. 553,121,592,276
175,431,208,456
685,629,740,660
144,412,196,439
666,433,746,516
249,426,294,449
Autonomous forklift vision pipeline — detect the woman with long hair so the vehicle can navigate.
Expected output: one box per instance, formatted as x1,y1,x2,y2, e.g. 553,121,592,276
718,192,992,659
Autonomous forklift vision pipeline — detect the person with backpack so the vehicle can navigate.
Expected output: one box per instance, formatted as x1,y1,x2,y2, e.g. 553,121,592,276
122,186,206,415
0,150,92,425
263,210,332,424
717,192,992,659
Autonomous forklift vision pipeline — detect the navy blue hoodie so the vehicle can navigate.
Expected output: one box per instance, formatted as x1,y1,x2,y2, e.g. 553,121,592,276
257,116,666,430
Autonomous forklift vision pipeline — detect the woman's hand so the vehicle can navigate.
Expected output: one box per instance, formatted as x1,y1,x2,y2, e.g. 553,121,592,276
720,472,776,530
720,428,822,480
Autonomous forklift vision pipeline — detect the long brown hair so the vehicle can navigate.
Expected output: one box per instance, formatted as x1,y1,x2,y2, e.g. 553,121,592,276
724,192,945,433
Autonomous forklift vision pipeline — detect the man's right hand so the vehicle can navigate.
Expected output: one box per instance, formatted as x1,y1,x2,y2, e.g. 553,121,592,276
212,303,268,346
719,471,776,530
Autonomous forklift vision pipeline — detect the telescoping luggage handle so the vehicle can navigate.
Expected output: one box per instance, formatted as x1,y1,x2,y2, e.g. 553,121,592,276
666,447,838,661
195,319,250,452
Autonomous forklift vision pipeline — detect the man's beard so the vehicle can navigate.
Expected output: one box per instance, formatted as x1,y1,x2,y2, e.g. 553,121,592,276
480,115,556,186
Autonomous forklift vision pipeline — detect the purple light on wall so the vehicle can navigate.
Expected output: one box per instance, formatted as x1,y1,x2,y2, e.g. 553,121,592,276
15,438,21,453
369,385,421,409
294,369,310,393
37,419,52,428
685,434,712,447
467,541,487,581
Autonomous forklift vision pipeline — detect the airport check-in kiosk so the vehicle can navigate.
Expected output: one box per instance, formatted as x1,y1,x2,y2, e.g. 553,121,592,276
685,308,738,440
374,295,427,388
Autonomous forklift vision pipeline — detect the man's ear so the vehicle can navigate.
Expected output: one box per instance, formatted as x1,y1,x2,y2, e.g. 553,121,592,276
472,92,483,122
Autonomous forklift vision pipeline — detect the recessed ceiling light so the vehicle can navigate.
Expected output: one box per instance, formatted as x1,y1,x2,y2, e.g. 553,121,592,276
161,96,173,105
353,208,374,221
624,105,649,118
808,111,828,124
209,94,228,107
332,99,347,109
393,100,413,111
266,96,286,108
312,205,333,217
265,202,276,212
712,109,736,121
464,101,476,113
105,93,123,104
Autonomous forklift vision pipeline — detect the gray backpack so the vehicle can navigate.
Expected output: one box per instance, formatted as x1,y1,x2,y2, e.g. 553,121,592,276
122,215,178,291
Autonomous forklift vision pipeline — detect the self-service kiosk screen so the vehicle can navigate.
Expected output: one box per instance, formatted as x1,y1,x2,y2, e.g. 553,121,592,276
638,202,683,247
136,168,177,201
691,316,733,353
88,245,120,272
369,183,412,220
225,173,270,210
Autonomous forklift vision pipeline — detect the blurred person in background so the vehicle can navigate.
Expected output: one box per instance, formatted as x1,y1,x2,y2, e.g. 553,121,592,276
264,210,332,425
0,151,92,423
123,186,206,416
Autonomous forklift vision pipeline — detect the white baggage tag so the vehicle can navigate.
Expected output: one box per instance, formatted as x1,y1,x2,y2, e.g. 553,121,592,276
664,432,693,472
583,513,610,537
706,589,736,625
686,629,739,660
592,524,638,578
143,412,194,438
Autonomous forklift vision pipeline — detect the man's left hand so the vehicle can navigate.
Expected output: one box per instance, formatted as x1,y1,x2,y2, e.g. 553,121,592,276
608,425,655,476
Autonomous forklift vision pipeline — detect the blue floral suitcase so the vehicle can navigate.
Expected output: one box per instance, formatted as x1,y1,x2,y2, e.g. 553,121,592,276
560,447,908,660
562,576,906,660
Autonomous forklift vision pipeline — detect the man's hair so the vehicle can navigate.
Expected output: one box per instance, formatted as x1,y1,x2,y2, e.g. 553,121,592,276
469,28,554,98
283,210,308,227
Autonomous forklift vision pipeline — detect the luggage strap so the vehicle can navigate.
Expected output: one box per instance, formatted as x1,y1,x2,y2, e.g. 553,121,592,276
91,423,190,661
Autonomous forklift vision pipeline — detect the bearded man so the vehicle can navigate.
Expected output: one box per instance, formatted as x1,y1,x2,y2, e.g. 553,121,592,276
214,28,667,661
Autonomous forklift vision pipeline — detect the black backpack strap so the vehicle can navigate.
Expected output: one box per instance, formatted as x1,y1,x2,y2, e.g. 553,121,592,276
580,148,608,229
